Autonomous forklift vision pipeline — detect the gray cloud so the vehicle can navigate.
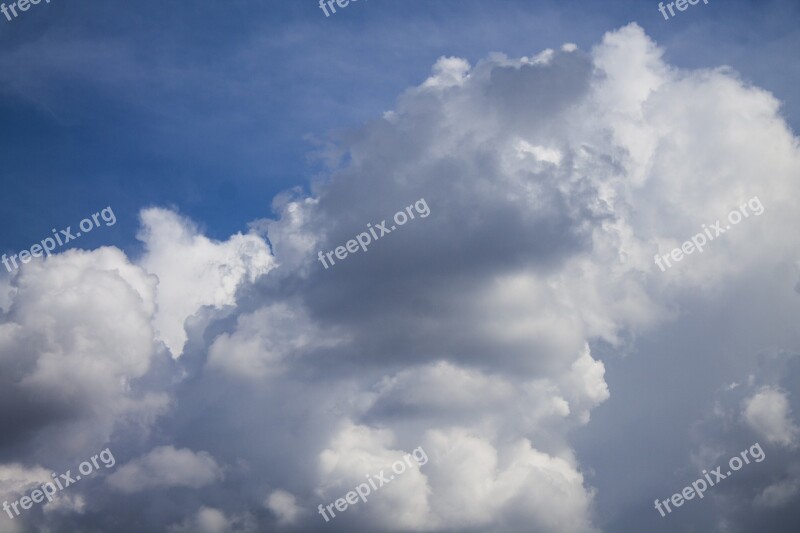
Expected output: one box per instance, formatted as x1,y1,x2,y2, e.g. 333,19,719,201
107,446,224,493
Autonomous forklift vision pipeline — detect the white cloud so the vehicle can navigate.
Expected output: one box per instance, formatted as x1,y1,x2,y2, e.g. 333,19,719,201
168,506,254,533
369,361,515,414
242,22,798,531
0,248,168,456
0,462,53,506
422,429,598,533
0,463,86,523
316,423,434,531
107,446,223,493
743,387,799,447
265,489,302,526
421,56,470,89
137,208,274,357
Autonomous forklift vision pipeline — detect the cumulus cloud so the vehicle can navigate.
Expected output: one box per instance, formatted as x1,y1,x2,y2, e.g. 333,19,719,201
106,446,223,493
315,423,434,530
0,247,168,458
0,463,87,528
205,302,344,380
3,21,800,533
204,22,798,531
137,208,274,357
422,429,598,532
167,506,254,533
744,387,799,448
265,489,302,526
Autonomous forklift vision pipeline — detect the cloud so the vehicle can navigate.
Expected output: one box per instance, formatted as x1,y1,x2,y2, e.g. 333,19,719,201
0,463,87,526
421,429,598,532
743,387,799,448
167,506,255,533
0,248,169,458
137,208,274,357
684,352,800,528
316,423,434,530
0,463,55,507
208,21,798,531
107,446,223,493
205,302,345,381
3,21,800,533
756,476,800,508
265,489,302,526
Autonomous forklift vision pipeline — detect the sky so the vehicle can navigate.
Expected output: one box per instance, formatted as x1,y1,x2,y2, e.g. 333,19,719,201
1,0,799,532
